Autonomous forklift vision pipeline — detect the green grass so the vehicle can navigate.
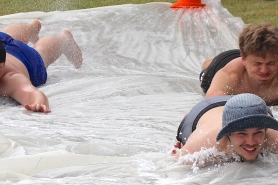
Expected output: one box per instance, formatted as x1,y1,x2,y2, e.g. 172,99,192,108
221,0,278,26
1,0,278,27
0,0,175,16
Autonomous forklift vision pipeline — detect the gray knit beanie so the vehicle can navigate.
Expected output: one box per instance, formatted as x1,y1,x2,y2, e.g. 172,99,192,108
216,93,278,141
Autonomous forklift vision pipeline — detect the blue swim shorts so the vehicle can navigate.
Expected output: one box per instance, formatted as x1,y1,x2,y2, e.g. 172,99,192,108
0,32,47,87
176,96,233,145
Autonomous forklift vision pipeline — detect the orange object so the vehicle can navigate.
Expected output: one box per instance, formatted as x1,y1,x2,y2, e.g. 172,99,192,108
171,0,206,8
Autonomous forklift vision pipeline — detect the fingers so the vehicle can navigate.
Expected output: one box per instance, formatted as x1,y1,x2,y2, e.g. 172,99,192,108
24,104,51,113
174,142,181,149
171,141,182,156
171,149,177,155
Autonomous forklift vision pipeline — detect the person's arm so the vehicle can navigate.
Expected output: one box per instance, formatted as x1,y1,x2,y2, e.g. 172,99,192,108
172,125,228,166
264,129,278,153
205,67,239,98
205,70,231,98
1,73,51,113
173,132,216,157
205,58,244,98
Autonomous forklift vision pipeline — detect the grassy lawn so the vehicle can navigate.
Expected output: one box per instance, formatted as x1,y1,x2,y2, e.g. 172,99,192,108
0,0,175,16
221,0,278,26
0,0,278,26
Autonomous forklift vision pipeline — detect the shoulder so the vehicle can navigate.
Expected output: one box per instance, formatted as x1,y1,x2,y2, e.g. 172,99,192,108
206,58,244,97
215,58,245,84
215,137,231,152
264,129,278,153
221,57,245,74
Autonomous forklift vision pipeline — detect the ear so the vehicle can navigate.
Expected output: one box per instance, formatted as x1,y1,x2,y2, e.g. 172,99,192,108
241,55,246,65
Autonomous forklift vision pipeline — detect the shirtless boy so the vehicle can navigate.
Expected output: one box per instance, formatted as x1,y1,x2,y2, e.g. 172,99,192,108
200,22,278,106
172,93,278,166
0,19,83,113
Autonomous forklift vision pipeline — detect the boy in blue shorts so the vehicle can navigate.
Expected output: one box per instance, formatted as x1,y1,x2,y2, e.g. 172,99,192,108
0,19,83,113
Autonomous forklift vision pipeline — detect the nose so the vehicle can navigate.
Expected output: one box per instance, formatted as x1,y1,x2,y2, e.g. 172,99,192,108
245,135,256,146
260,64,269,73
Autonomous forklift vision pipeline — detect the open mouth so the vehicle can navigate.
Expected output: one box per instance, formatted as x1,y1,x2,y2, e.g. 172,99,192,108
244,147,256,152
242,146,259,158
258,73,271,79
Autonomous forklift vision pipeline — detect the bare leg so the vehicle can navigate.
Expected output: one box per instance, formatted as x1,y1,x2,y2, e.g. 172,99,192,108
2,19,41,44
34,30,83,68
201,59,213,71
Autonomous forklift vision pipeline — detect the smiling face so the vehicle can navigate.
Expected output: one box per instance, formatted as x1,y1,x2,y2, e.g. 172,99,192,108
229,128,266,162
242,54,278,85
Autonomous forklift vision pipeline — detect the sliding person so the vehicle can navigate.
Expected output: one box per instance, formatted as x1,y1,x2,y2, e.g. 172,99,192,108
0,19,83,113
172,93,278,166
199,22,278,106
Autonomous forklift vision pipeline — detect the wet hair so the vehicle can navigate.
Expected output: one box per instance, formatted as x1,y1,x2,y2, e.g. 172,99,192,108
239,22,278,59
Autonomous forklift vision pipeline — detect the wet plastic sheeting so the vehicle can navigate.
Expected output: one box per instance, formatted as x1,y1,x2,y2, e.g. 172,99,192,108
1,1,276,184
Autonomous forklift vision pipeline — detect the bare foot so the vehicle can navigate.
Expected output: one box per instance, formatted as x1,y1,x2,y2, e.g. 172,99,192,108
61,30,83,69
29,19,41,44
2,19,41,44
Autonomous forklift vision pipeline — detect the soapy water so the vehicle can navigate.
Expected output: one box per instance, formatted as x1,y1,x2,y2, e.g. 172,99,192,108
1,0,278,184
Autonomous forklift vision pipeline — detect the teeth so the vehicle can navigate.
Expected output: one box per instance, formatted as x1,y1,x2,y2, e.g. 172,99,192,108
245,148,255,151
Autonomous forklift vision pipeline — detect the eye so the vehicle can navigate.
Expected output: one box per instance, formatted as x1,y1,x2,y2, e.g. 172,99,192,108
254,130,264,135
254,62,262,66
268,61,276,65
237,132,246,136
